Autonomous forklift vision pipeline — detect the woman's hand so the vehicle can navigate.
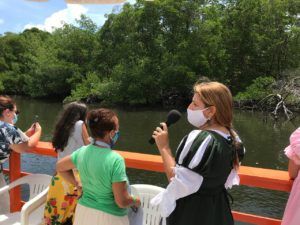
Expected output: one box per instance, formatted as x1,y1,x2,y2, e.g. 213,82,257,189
74,182,83,199
130,196,141,213
152,123,170,152
26,122,42,137
27,122,42,147
152,122,176,181
132,196,141,208
33,122,42,132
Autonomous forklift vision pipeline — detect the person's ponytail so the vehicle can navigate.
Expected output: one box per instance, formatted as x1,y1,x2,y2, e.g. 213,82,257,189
228,127,242,169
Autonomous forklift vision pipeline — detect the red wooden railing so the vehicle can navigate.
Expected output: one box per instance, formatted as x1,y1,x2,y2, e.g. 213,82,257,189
4,141,292,225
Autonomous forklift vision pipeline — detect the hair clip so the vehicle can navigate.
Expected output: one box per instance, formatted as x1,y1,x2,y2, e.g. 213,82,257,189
93,117,99,122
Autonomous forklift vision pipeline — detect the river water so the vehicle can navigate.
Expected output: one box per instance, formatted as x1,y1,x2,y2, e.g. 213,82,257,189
4,96,300,224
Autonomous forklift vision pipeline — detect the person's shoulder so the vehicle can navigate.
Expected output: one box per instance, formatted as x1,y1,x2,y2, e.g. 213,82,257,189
188,129,212,141
74,120,84,130
182,129,213,149
180,130,212,147
191,130,227,150
75,120,84,126
0,121,6,128
72,120,85,138
187,129,202,136
184,129,202,141
0,121,16,130
0,121,20,138
111,151,125,161
187,129,213,137
74,144,90,153
204,129,235,143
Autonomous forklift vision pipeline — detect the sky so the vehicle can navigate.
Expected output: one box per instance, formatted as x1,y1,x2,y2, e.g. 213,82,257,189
0,0,136,34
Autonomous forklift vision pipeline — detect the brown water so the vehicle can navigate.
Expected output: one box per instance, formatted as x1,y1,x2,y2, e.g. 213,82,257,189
5,96,300,224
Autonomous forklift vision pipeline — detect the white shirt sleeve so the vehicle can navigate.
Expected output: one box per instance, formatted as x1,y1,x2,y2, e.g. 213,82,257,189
150,166,203,217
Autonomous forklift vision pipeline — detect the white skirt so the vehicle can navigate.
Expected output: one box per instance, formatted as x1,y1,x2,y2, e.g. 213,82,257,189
74,203,129,225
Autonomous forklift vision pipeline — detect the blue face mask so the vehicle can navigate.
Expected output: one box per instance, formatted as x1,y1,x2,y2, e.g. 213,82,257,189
12,113,18,124
110,131,120,148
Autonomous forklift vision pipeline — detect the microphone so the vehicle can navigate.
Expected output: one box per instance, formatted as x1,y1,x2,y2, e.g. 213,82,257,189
149,109,182,145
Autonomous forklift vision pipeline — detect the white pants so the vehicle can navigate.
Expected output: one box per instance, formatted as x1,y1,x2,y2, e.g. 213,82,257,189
0,172,10,214
74,204,129,225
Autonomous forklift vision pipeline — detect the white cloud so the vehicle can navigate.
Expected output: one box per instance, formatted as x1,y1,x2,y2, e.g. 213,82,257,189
24,4,88,32
0,19,4,25
87,13,106,25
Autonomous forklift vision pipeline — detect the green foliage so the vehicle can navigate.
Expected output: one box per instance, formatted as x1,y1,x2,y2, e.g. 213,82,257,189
64,72,115,103
0,0,299,106
0,78,4,93
235,77,276,101
64,72,101,102
222,0,300,92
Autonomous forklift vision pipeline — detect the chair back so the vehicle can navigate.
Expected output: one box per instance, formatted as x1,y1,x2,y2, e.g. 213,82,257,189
130,184,165,225
9,174,52,200
0,174,52,225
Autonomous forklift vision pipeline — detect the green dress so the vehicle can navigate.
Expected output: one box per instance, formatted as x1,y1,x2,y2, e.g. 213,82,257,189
167,130,244,225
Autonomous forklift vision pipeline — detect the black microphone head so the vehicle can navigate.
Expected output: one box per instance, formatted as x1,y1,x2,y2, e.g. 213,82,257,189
166,109,181,126
149,109,182,145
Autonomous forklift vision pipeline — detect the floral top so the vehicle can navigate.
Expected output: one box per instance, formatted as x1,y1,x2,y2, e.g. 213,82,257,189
0,121,29,165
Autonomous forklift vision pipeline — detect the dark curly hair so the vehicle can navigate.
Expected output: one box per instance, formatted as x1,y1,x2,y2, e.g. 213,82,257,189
52,102,87,151
87,108,117,139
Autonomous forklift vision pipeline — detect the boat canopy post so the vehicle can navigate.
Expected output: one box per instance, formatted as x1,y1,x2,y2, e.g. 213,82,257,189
9,152,22,212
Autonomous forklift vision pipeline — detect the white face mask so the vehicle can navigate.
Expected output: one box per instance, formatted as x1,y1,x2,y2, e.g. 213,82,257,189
187,108,209,128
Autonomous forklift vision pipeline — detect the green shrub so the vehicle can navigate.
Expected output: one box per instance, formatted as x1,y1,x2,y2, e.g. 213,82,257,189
235,76,275,101
64,72,116,103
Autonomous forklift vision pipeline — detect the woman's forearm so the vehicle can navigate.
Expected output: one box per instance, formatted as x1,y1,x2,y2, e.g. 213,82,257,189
28,130,42,147
159,147,176,181
58,170,78,186
288,159,300,179
10,142,29,153
112,182,141,208
25,129,32,137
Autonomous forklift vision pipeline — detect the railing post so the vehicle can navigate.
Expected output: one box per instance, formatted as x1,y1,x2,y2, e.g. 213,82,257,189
9,151,22,212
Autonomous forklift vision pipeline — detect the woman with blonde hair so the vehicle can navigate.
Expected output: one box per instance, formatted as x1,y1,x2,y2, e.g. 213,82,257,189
151,82,245,225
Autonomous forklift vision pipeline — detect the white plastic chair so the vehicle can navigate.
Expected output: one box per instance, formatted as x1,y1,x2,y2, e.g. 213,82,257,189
131,184,166,225
0,173,52,225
